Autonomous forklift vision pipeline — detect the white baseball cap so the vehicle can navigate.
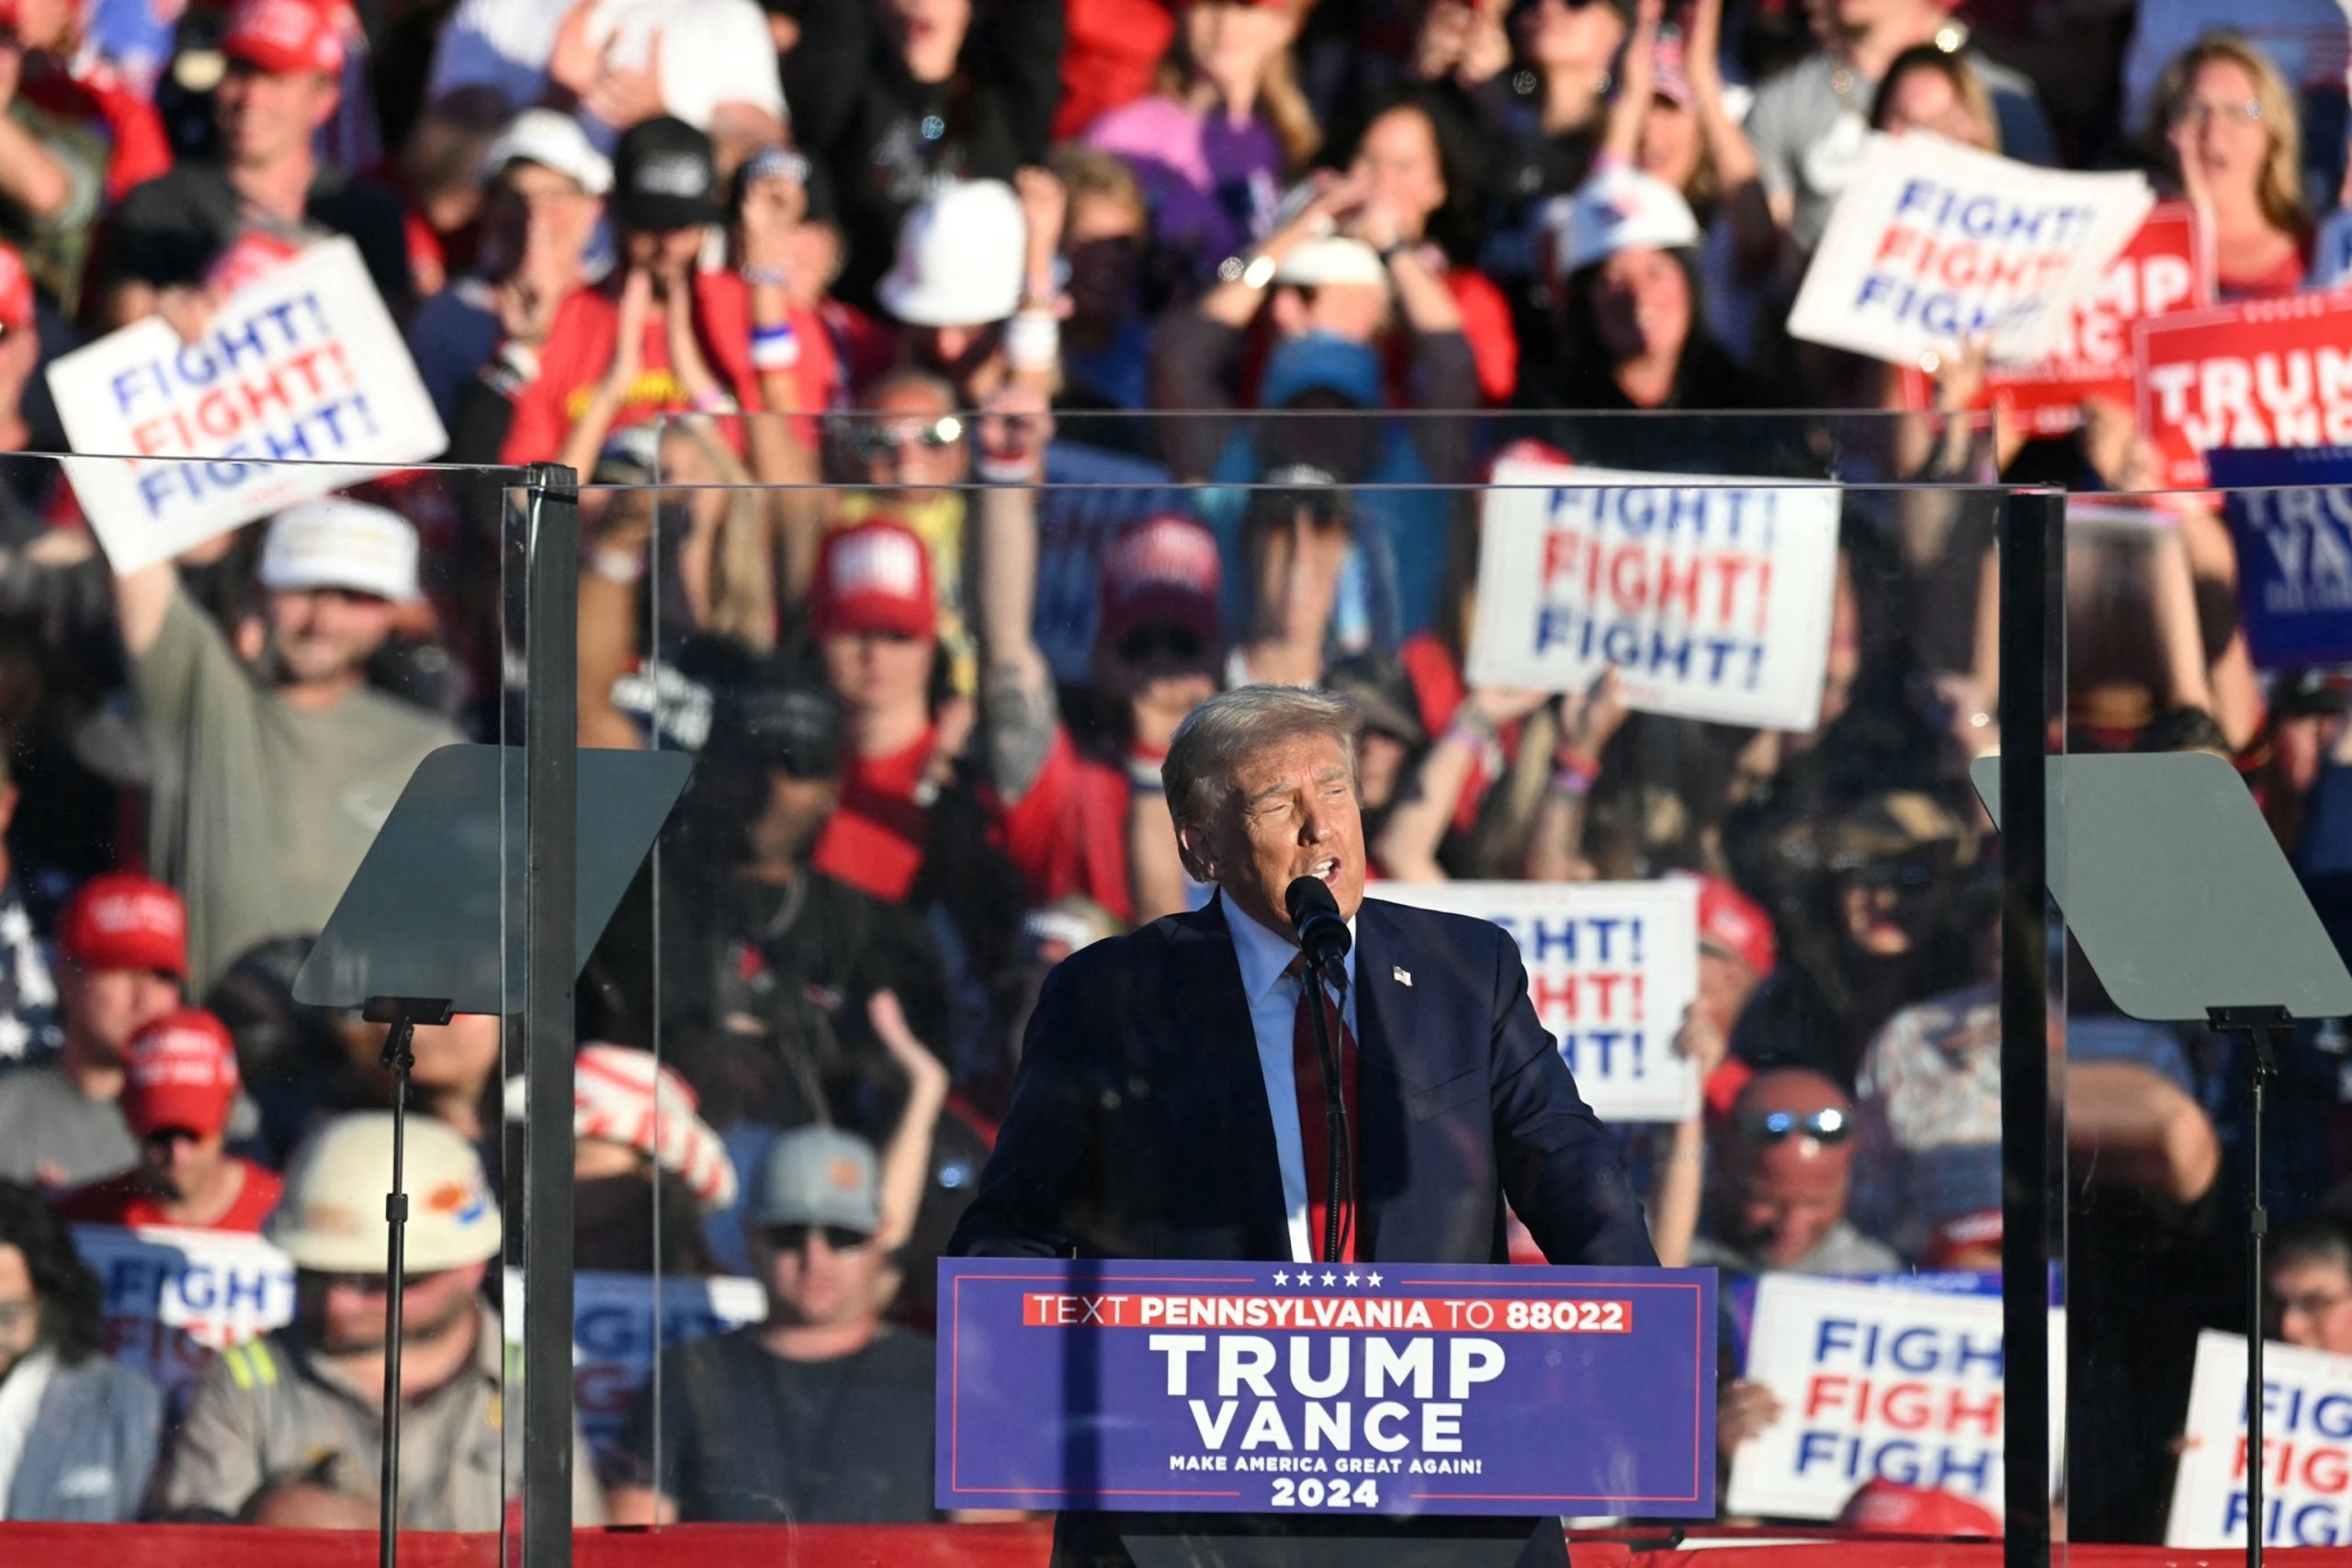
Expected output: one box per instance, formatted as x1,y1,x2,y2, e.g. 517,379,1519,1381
1272,235,1387,290
483,107,613,197
1552,164,1702,277
257,499,422,603
266,1111,503,1273
876,178,1025,328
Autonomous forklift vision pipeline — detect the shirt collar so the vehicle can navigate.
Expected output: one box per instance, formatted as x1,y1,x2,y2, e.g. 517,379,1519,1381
1226,892,1356,1004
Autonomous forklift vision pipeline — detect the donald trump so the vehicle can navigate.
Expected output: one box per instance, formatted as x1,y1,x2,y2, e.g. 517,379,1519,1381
950,685,1655,1565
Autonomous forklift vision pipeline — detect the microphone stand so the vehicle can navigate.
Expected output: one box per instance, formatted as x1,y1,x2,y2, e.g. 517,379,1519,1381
1306,956,1354,1265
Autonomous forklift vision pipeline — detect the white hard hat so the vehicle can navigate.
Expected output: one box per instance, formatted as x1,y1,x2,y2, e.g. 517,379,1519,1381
256,498,422,603
1551,164,1702,277
876,178,1025,328
483,107,613,197
266,1111,503,1273
1272,235,1387,290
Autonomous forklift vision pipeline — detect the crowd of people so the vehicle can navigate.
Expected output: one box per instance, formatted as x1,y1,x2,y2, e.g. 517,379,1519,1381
0,0,2342,1549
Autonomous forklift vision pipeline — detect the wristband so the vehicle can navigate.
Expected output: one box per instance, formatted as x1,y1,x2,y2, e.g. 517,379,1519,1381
751,321,800,371
740,263,790,288
588,547,647,584
1443,707,1498,750
1442,724,1493,758
1125,742,1169,791
484,342,539,397
1550,751,1600,798
974,450,1043,483
1005,310,1060,374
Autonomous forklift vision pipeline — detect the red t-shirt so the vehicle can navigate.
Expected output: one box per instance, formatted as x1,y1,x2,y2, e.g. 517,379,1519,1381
2220,240,2311,301
59,1159,285,1233
986,729,1133,923
810,729,939,902
809,725,1134,918
498,271,771,466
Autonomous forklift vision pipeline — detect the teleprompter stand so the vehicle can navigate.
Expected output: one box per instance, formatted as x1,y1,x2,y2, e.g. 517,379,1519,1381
363,992,451,1567
1973,753,2352,1568
296,743,690,1568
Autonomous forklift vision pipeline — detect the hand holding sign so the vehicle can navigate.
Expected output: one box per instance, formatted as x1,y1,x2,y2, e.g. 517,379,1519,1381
1467,459,1841,732
1789,132,2154,368
48,237,446,577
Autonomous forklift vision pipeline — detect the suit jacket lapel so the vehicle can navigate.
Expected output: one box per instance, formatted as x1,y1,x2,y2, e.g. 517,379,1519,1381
1351,900,1414,1262
1170,895,1291,1258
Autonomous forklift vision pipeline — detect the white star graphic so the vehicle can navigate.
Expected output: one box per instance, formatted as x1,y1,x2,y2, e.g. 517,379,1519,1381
1365,1271,1383,1287
1321,1271,1338,1286
1344,1271,1361,1287
1272,1270,1290,1286
1296,1272,1314,1289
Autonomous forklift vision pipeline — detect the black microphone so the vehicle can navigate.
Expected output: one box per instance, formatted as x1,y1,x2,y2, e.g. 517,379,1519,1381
1285,875,1351,989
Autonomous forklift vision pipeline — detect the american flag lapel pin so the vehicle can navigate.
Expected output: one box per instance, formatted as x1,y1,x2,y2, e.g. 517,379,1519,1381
1392,965,1413,987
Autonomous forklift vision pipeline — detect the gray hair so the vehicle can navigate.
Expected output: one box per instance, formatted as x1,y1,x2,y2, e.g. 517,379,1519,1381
1162,685,1361,835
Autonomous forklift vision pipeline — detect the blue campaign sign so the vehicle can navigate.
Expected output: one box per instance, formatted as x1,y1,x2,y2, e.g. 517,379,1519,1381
2204,446,2352,666
937,1258,1716,1517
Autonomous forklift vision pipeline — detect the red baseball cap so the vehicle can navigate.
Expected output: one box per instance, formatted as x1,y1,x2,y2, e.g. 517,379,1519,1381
61,873,188,978
1098,513,1222,652
1836,1478,2001,1537
0,244,31,338
222,0,350,77
810,521,936,641
1694,874,1775,977
121,1008,240,1138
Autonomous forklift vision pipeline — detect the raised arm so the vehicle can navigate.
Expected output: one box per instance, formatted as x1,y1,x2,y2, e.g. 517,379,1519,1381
867,989,950,1310
1682,0,1781,279
112,559,175,658
971,386,1062,804
1375,686,1552,882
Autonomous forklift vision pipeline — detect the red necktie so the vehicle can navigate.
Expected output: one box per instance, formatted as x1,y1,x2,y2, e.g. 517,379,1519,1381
1287,953,1360,1264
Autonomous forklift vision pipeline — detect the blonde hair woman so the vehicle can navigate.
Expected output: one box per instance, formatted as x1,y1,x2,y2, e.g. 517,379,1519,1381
1081,0,1318,279
2150,30,2311,298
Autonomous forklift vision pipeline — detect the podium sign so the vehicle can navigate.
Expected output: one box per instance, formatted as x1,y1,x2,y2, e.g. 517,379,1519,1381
937,1258,1716,1517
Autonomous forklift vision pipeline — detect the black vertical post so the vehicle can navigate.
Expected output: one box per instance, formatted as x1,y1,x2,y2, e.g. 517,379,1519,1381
1999,486,2059,1568
521,463,579,1568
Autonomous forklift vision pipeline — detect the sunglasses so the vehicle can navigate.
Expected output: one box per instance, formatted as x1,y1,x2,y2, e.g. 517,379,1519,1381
848,416,964,462
762,1224,874,1254
1839,860,1936,893
1746,1108,1853,1144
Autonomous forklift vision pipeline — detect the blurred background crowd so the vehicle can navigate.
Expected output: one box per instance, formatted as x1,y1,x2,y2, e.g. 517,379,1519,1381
0,0,2344,1549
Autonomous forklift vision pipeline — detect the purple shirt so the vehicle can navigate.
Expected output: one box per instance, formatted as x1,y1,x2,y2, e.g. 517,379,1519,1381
1083,95,1283,275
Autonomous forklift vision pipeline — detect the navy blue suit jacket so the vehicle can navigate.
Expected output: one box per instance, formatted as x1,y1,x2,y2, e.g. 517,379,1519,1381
949,890,1657,1268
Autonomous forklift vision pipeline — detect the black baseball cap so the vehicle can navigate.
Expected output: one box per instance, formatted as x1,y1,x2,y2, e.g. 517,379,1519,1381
707,660,842,779
612,116,721,232
1324,653,1425,749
